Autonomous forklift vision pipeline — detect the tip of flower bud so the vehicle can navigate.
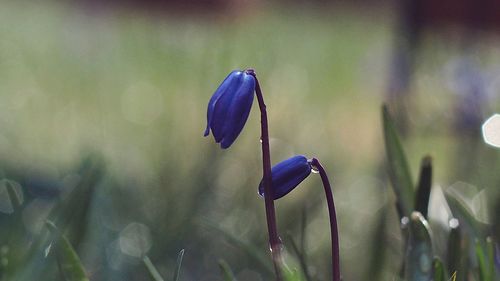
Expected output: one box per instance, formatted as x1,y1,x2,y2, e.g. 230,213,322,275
204,70,256,149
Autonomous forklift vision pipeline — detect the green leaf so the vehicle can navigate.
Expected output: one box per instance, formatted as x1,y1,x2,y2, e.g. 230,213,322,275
444,196,488,281
474,238,495,281
475,240,488,281
48,155,104,239
444,192,488,239
172,249,184,281
433,257,446,281
45,221,89,281
485,238,495,281
3,179,26,272
16,156,104,281
405,212,433,281
382,104,414,218
365,204,388,281
286,233,312,281
414,156,432,218
143,255,165,281
283,267,304,281
218,259,236,281
449,271,457,281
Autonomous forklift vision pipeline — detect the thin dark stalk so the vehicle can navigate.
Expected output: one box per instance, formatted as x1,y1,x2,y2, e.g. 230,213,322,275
246,69,283,281
310,158,341,281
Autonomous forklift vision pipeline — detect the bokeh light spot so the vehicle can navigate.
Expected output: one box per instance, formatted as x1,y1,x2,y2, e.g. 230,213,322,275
482,114,500,147
118,222,152,258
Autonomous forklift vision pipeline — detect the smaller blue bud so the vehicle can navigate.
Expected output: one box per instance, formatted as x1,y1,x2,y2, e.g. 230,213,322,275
204,70,256,149
258,155,312,200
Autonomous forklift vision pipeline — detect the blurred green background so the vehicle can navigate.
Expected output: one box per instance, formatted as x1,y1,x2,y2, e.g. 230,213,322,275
1,1,500,281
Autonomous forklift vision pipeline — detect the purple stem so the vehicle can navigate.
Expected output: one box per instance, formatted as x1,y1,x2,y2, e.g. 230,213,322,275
246,69,283,281
310,158,341,281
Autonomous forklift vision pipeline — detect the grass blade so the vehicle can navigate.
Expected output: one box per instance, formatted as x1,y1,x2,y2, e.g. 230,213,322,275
475,237,495,281
172,249,185,281
5,180,22,213
405,212,433,281
444,192,488,239
485,238,495,281
300,206,307,258
444,195,487,281
365,204,388,281
283,268,303,281
143,256,165,281
449,271,457,281
414,156,432,218
218,259,236,281
475,239,488,281
45,221,89,281
382,104,415,218
286,233,312,281
15,156,103,281
201,220,273,274
433,257,447,281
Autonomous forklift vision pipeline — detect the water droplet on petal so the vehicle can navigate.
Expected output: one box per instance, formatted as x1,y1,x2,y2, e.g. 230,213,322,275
311,166,319,174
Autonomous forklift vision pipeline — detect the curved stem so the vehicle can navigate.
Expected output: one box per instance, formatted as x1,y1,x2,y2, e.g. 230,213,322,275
246,69,283,281
310,158,341,281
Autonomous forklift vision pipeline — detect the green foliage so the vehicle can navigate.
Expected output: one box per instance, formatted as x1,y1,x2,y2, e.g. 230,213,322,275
283,267,305,281
143,256,165,281
201,220,273,274
474,238,495,281
0,2,500,280
172,249,185,281
218,260,236,281
381,104,500,281
286,233,312,281
446,219,462,278
45,221,89,281
433,257,446,281
5,181,22,213
382,105,415,218
414,156,432,218
405,212,433,281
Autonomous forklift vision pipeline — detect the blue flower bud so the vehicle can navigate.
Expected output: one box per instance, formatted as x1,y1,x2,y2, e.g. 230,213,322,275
204,70,256,149
258,155,312,200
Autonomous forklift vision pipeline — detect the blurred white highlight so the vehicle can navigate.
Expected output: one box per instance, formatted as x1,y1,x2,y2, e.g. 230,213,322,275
482,114,500,147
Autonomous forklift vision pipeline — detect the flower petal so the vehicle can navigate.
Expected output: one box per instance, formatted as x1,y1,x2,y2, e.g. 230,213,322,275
259,155,312,200
220,74,255,149
204,70,242,138
210,71,246,142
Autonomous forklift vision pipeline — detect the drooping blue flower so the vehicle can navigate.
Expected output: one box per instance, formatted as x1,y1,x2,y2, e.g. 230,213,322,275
204,70,256,149
258,155,312,200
